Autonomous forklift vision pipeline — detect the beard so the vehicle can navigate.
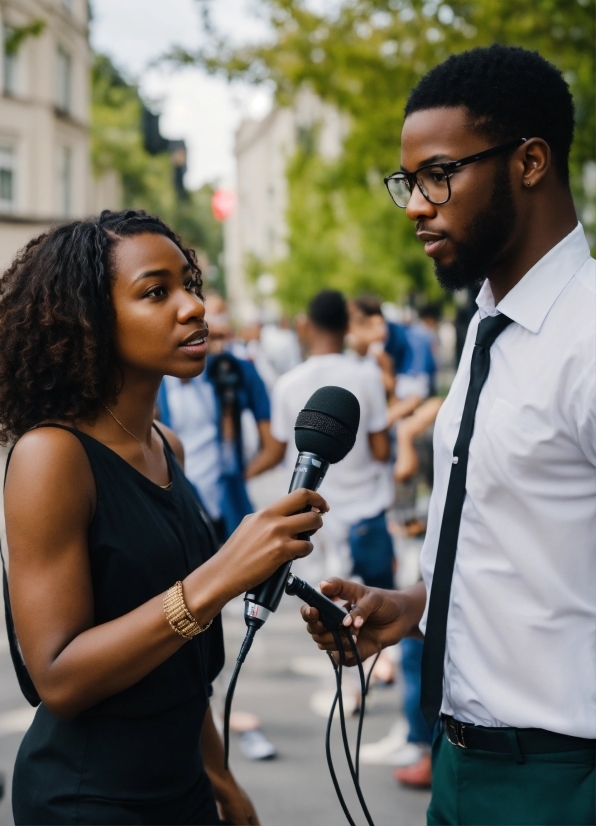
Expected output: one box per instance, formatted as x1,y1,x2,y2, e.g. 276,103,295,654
434,166,517,292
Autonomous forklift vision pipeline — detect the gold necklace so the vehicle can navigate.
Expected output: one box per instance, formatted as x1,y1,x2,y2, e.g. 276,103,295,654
102,404,172,490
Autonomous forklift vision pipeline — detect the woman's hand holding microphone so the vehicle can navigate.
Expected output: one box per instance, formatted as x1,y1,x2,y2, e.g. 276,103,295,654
185,489,329,624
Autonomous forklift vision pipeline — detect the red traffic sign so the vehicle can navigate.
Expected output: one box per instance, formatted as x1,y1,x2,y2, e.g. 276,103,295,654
211,189,237,221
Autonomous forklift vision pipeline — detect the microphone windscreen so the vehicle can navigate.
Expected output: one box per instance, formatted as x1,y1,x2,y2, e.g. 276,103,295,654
294,386,360,464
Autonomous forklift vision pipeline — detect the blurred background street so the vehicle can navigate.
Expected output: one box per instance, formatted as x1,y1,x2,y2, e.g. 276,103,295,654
0,1,593,823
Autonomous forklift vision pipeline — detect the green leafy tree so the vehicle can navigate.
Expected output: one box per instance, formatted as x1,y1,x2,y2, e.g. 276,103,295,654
91,53,223,268
169,0,595,312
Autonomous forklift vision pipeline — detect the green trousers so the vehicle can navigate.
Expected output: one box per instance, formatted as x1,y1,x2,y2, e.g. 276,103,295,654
428,729,596,825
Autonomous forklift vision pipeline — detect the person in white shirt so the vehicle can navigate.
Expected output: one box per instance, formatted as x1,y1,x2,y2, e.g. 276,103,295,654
302,45,595,826
268,290,394,586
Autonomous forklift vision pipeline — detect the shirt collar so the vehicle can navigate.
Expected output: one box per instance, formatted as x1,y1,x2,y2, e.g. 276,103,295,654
476,222,591,333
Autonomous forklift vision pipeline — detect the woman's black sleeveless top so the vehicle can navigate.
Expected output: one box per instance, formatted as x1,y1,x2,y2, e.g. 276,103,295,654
10,425,225,825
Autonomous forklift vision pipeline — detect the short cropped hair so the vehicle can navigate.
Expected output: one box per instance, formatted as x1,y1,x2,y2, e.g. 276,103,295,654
419,303,441,322
405,44,574,182
308,290,349,333
353,295,383,317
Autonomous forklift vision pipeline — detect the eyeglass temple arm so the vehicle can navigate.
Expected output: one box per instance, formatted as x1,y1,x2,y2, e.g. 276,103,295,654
384,138,527,183
442,138,528,172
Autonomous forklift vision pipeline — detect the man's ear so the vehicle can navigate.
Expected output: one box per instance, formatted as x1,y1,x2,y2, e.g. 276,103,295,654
516,138,551,190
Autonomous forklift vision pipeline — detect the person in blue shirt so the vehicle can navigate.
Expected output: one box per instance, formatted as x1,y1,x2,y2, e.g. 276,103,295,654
400,314,437,398
384,314,411,376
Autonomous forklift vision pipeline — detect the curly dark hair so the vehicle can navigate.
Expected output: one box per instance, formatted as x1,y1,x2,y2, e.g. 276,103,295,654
405,44,574,183
0,209,202,445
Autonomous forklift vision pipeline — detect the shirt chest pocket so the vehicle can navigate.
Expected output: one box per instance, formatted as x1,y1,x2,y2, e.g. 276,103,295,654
467,397,564,501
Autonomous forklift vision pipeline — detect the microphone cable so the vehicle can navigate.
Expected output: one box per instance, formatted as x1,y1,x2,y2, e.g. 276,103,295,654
324,641,381,826
224,572,381,825
325,649,356,826
223,622,260,770
327,629,376,826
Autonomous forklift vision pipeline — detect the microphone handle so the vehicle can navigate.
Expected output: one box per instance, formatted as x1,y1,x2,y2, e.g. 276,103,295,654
245,452,330,619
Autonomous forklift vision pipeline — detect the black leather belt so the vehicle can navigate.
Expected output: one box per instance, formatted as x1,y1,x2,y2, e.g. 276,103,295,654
443,715,595,756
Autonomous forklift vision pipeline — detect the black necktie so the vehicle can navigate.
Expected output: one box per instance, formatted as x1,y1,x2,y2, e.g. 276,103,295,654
420,312,513,731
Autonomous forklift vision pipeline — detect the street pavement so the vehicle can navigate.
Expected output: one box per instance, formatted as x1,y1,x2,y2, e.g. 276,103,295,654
0,463,430,826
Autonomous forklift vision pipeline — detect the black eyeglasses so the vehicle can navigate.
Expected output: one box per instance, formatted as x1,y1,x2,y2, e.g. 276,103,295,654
384,138,527,208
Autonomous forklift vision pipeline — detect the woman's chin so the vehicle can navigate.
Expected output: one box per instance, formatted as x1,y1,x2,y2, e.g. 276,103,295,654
169,359,207,380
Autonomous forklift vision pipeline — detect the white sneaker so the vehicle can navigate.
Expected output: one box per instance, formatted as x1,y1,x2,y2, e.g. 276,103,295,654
360,717,408,764
238,729,277,761
388,742,430,767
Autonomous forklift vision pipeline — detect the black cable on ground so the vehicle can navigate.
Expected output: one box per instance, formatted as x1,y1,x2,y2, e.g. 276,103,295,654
223,624,259,770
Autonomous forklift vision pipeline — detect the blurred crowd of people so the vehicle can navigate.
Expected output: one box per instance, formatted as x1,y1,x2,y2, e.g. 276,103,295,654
156,287,457,787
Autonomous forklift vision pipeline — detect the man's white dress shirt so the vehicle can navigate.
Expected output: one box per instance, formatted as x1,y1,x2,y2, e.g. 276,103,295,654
419,223,596,738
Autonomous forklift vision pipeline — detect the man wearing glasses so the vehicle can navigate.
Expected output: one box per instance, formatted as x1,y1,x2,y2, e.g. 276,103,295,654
303,44,595,825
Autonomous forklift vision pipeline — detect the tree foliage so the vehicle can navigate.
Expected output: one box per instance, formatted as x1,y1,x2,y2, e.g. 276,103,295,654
91,53,223,268
4,20,45,55
171,0,595,311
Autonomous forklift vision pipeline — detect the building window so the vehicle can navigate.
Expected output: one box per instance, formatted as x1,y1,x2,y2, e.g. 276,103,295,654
0,146,15,211
3,28,18,96
56,46,71,113
58,146,72,216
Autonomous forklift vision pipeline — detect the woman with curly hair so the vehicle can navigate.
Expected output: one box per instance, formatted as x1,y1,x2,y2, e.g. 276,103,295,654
0,209,326,825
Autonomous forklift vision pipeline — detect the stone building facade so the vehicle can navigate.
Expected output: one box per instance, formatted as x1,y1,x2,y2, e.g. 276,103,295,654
224,90,347,322
0,0,120,273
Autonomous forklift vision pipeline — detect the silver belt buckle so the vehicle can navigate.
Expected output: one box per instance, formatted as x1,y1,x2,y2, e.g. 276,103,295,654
446,717,468,749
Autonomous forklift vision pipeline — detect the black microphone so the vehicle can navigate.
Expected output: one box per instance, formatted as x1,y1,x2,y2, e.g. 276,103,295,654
224,385,361,769
244,385,360,628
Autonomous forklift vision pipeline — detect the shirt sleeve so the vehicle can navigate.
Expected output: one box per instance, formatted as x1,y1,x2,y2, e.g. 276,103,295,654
270,378,291,444
365,364,389,433
240,361,271,422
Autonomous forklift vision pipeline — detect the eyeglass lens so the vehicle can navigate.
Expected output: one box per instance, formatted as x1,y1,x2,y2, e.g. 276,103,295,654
388,166,451,207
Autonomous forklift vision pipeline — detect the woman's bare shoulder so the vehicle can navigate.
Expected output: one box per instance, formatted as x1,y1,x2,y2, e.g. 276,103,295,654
6,425,95,511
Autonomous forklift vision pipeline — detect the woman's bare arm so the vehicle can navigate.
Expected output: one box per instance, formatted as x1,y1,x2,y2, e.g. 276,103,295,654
5,428,327,720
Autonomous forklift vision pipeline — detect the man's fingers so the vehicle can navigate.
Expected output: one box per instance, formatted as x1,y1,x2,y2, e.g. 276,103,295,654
341,591,380,630
301,606,357,658
268,489,329,516
300,605,320,623
319,578,369,622
319,577,346,598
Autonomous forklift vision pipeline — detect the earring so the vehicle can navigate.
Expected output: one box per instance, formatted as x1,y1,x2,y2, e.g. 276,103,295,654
526,181,532,187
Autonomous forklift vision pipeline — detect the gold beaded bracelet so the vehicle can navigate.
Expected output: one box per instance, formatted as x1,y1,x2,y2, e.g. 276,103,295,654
163,581,213,640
